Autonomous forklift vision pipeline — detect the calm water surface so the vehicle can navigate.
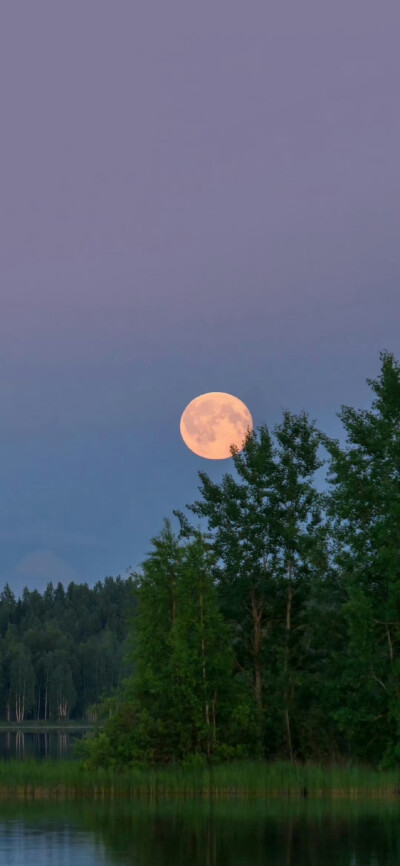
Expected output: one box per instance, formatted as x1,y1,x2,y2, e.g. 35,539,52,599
0,798,400,865
0,729,93,761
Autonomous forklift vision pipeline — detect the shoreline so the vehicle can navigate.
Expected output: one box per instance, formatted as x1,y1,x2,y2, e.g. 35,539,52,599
0,759,400,801
1,788,400,801
0,724,102,731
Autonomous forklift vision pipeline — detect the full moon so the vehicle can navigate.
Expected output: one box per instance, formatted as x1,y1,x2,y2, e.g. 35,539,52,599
180,392,253,459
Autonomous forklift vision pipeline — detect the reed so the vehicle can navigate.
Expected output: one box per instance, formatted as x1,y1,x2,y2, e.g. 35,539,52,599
0,722,98,731
0,759,399,799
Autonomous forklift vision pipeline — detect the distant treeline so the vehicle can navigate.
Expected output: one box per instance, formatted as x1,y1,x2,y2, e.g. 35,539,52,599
76,350,400,771
0,576,136,723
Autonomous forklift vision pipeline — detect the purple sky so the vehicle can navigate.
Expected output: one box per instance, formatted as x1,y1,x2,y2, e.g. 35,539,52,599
0,1,399,594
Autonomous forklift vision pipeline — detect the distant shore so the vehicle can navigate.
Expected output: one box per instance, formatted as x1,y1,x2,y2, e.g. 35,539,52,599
0,760,400,800
0,722,103,731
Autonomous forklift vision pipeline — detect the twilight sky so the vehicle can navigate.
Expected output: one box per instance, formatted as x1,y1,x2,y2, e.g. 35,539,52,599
0,0,399,594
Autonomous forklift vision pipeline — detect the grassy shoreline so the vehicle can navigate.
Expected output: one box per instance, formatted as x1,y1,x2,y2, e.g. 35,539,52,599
0,721,100,729
0,760,400,800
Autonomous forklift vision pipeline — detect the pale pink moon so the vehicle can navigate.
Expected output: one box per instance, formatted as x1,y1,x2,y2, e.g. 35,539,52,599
180,392,253,459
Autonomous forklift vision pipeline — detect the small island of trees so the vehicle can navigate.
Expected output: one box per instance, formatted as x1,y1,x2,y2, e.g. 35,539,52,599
78,350,400,773
2,350,400,792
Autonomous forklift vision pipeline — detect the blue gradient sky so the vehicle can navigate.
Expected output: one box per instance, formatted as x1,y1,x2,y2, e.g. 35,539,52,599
0,1,399,594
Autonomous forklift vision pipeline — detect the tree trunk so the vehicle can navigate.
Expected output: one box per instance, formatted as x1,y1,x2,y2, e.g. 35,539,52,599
44,674,48,721
22,674,26,722
172,574,177,626
211,690,217,749
284,574,294,763
199,587,211,756
250,586,264,709
6,685,11,723
386,622,394,663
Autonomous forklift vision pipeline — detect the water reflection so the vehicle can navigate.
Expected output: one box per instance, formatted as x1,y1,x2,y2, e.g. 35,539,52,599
0,799,399,865
15,730,24,758
0,729,92,761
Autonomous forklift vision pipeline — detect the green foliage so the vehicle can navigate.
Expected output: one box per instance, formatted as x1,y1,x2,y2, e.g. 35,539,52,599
84,351,400,770
179,410,329,761
321,351,400,765
0,576,135,722
6,350,400,773
81,523,259,768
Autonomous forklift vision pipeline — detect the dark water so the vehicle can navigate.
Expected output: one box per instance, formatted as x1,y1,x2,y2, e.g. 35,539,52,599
0,729,93,760
0,798,400,865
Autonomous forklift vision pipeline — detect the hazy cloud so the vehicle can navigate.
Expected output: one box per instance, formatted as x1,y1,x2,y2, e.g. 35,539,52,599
15,550,79,584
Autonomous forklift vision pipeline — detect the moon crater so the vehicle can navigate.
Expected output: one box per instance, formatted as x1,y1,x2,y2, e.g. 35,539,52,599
180,392,253,459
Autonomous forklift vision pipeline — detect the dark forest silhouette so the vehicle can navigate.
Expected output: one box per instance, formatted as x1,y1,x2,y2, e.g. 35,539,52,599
0,576,135,723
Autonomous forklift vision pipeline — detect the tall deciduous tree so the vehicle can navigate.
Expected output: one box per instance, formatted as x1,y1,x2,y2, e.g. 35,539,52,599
322,351,400,764
169,529,240,759
184,411,328,760
80,520,256,767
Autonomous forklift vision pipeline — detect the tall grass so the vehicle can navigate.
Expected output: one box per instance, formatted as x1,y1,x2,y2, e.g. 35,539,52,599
0,722,98,730
0,759,399,800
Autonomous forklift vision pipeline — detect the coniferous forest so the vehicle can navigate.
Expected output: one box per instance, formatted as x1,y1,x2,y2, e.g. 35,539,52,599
4,351,400,773
0,577,135,723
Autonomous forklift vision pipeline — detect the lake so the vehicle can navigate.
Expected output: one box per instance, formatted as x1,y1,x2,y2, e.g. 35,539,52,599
0,729,94,761
0,797,399,865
